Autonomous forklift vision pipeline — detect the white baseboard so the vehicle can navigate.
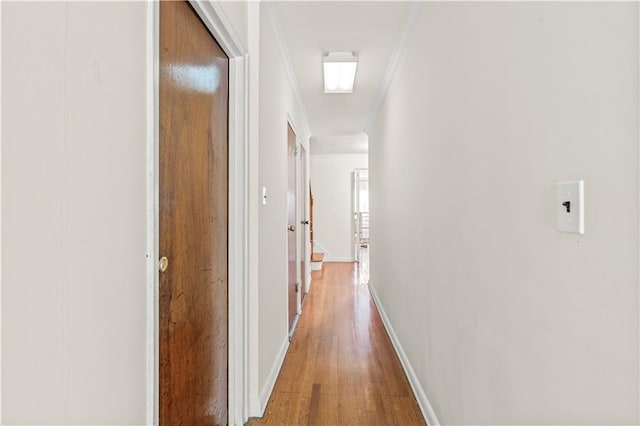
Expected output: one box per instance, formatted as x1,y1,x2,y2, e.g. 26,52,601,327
258,336,289,416
324,257,353,262
249,396,261,420
369,283,440,426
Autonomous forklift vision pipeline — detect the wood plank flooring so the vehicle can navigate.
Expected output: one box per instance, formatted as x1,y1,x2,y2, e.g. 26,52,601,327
248,259,426,425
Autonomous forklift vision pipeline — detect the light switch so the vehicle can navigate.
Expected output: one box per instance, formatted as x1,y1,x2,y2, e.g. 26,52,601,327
556,180,584,234
262,186,267,206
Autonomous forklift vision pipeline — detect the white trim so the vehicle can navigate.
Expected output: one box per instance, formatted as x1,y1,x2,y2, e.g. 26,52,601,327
310,151,369,158
369,283,440,426
296,137,302,315
299,144,310,295
148,2,249,425
304,137,311,293
637,2,640,421
364,2,423,133
246,1,261,418
0,1,3,421
258,337,289,416
352,169,359,262
190,1,246,58
288,312,301,341
312,240,331,258
286,115,302,328
226,54,249,426
312,240,353,262
286,112,300,139
145,1,160,424
263,1,311,138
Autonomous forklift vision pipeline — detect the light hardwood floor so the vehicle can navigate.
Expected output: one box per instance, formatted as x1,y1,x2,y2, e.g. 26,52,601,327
248,258,426,425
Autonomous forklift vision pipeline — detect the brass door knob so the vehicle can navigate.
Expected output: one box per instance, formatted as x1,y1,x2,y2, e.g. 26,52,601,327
288,225,296,232
159,256,169,272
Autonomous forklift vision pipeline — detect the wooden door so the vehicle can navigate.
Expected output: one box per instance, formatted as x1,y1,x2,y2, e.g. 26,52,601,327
287,124,298,330
299,145,307,304
159,2,229,424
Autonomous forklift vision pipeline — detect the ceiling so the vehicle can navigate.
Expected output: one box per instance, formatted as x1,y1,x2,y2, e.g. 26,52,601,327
272,1,413,154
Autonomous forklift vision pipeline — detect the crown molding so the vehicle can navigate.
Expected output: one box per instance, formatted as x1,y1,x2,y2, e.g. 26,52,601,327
262,1,312,139
364,2,423,133
192,0,248,57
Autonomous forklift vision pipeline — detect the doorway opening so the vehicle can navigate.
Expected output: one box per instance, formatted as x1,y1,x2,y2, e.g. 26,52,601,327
353,168,370,283
287,123,300,336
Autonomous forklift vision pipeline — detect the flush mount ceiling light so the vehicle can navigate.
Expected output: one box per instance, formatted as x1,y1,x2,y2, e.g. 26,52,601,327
323,51,358,94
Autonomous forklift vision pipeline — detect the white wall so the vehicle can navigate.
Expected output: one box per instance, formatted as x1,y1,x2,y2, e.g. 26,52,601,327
1,1,310,422
217,1,314,416
255,2,310,414
2,2,147,424
310,154,368,261
218,1,248,52
369,3,639,424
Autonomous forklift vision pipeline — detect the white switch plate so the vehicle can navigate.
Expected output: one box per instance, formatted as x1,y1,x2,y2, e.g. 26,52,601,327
262,186,267,206
556,180,584,234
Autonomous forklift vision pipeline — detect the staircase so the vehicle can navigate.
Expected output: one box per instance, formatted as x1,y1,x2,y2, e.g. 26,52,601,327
311,252,324,278
310,187,325,278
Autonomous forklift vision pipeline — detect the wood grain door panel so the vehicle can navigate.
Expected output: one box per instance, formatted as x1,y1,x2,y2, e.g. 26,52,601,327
159,2,229,424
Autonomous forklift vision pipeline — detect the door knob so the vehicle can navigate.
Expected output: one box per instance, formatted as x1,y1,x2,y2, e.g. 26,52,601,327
288,225,296,232
159,256,169,272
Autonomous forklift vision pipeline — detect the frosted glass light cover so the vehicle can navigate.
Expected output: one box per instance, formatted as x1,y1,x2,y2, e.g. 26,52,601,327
323,52,358,93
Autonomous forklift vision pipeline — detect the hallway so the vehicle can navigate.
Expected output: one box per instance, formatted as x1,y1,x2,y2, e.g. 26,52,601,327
249,261,425,425
3,2,640,424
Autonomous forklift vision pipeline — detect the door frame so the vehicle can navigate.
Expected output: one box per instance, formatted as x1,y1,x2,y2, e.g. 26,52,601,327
286,116,301,336
146,2,249,425
285,115,311,317
298,144,308,300
352,168,369,262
